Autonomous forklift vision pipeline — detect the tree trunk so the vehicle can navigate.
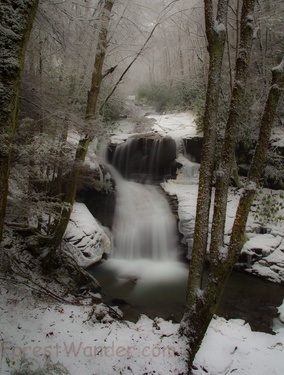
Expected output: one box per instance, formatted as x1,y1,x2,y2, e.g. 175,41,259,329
43,0,114,262
209,0,257,264
0,0,39,243
180,53,283,375
184,0,229,311
86,0,114,120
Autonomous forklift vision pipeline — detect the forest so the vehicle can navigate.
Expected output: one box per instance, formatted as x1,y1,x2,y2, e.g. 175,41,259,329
0,0,284,374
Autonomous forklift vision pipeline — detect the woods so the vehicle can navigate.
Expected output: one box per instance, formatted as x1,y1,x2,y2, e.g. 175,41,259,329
180,0,284,371
0,0,39,242
0,0,284,374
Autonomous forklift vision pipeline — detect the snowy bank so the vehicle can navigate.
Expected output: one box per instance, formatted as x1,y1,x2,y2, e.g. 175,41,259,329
1,279,284,375
63,203,111,268
163,174,284,283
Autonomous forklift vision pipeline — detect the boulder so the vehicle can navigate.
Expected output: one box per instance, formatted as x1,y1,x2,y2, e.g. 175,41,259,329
63,203,111,268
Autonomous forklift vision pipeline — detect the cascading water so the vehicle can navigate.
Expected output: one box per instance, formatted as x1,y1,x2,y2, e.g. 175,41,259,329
112,177,177,260
110,136,176,181
88,136,188,317
88,117,284,329
108,136,178,261
148,138,163,176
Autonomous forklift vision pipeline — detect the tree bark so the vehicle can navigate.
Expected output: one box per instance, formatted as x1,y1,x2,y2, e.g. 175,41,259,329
86,0,114,120
209,0,257,265
43,0,114,262
183,0,229,310
180,54,284,374
227,58,284,265
0,0,39,243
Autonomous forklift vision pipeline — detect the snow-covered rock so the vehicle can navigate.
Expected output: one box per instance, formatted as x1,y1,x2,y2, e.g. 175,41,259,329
248,245,284,283
163,158,284,283
63,203,111,268
148,111,197,139
242,234,283,257
278,300,284,323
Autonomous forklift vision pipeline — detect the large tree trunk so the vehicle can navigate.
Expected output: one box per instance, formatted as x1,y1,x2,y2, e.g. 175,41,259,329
183,0,229,316
0,0,39,243
209,0,257,265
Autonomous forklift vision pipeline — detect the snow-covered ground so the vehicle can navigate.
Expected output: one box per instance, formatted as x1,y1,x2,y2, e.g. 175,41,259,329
1,110,284,374
1,278,284,375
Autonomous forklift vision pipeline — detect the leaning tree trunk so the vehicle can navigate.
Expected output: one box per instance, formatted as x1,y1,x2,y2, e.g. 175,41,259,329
0,0,39,243
43,0,115,262
185,57,283,371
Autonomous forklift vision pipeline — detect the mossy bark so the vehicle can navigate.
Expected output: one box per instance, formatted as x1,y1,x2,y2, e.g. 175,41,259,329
209,0,257,264
185,0,229,308
181,57,284,371
0,0,39,243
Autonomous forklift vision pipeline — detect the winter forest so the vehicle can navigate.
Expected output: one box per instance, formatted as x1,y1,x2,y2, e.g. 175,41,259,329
1,0,284,374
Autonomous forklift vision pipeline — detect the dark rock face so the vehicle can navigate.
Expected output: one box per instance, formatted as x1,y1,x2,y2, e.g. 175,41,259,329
107,135,177,182
77,189,116,229
183,137,203,163
76,163,116,229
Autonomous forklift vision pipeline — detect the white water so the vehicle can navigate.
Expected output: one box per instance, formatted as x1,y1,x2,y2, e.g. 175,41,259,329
112,176,177,260
91,142,188,310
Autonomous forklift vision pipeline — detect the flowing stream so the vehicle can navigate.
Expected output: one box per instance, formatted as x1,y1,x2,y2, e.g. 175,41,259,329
88,135,284,334
89,145,191,321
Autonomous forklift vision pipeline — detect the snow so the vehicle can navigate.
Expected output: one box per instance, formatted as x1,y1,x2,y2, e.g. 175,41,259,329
194,317,284,375
242,234,282,257
1,279,284,375
278,301,284,323
213,21,226,34
63,203,111,268
147,112,197,139
272,58,284,73
2,110,284,374
271,127,284,147
109,111,197,145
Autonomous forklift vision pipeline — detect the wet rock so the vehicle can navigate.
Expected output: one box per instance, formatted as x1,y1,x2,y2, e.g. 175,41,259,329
183,136,203,163
107,134,177,181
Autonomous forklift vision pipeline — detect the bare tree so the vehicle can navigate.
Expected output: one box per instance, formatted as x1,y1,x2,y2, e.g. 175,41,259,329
182,0,229,319
42,0,115,264
0,0,39,243
180,0,284,371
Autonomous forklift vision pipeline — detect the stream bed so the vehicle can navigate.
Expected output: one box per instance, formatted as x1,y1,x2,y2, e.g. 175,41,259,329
87,114,284,335
88,260,284,334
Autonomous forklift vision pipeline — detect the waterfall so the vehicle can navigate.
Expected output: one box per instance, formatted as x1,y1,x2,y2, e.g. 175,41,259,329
91,168,187,311
110,136,176,181
88,133,188,313
148,139,163,176
112,176,177,260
